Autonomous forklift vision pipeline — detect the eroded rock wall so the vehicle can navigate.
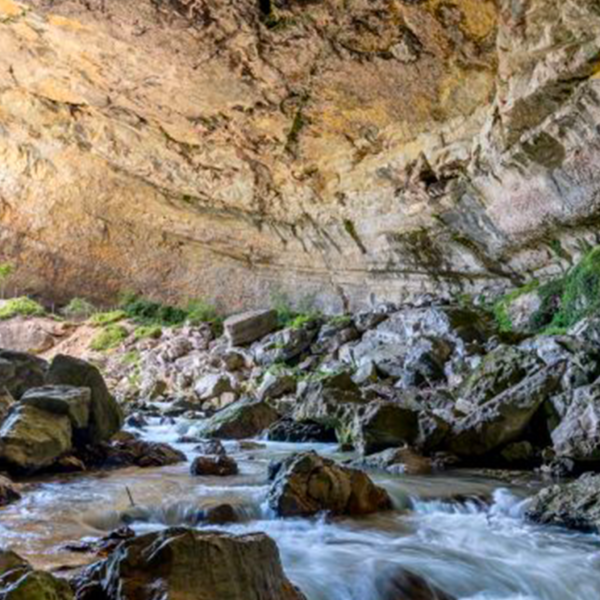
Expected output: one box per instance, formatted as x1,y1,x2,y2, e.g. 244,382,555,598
0,0,598,311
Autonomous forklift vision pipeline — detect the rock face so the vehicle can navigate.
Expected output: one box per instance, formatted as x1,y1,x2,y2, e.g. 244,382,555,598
0,1,600,309
527,474,600,533
268,451,392,517
74,528,306,600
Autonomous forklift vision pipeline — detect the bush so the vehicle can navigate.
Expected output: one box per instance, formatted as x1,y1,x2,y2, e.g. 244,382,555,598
63,298,98,319
270,289,321,328
133,325,163,341
90,324,129,351
186,299,219,325
0,297,45,320
120,296,187,326
89,310,127,326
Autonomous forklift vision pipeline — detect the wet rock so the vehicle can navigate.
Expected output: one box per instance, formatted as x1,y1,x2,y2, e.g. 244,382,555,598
0,405,72,472
527,473,600,533
46,355,123,444
21,385,91,430
193,439,227,456
191,454,238,476
224,309,278,346
0,549,73,600
257,371,297,401
204,503,239,525
500,441,536,466
551,381,600,462
449,365,565,457
267,418,337,444
376,566,456,600
0,350,47,400
416,411,452,454
0,387,15,422
199,398,280,440
353,401,419,456
0,475,20,506
268,451,392,517
73,527,307,600
125,413,148,430
351,446,433,476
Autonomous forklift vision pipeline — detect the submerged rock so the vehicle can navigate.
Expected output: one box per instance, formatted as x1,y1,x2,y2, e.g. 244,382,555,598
199,398,280,439
351,446,433,476
268,451,392,517
527,473,600,533
376,567,456,600
73,527,307,600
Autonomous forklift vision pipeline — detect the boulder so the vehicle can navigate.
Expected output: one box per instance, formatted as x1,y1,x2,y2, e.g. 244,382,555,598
527,473,600,533
268,451,392,517
193,439,227,456
224,309,278,346
353,401,419,456
0,475,20,506
199,399,280,440
0,387,15,422
46,354,123,444
21,386,91,431
0,350,47,400
267,418,337,444
398,337,454,389
257,371,297,401
552,382,600,462
0,405,72,472
0,317,68,354
293,372,366,442
191,455,238,476
194,373,234,401
448,365,564,457
0,549,73,600
73,528,306,600
253,326,318,366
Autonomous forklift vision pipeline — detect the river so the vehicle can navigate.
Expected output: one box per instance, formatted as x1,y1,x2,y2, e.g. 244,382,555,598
1,417,599,599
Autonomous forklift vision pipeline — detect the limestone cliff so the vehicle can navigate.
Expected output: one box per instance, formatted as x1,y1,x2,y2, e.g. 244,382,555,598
0,0,599,311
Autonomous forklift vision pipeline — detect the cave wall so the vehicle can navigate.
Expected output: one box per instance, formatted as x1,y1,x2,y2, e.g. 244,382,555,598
0,0,599,311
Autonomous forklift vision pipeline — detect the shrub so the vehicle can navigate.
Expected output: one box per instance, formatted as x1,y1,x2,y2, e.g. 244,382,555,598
90,324,129,351
63,298,98,319
0,297,45,320
133,325,163,341
89,310,127,326
186,299,220,325
120,296,187,326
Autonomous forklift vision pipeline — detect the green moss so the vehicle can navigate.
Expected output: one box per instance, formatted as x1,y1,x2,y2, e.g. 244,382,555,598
329,314,352,327
0,297,45,320
492,281,540,333
133,325,163,341
90,324,129,352
89,310,126,326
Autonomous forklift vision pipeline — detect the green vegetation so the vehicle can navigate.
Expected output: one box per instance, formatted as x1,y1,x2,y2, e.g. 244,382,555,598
328,314,353,327
0,263,14,282
186,299,221,326
493,246,600,334
270,289,321,328
89,310,127,326
63,298,98,319
0,297,45,320
90,324,129,352
121,350,141,366
133,325,163,341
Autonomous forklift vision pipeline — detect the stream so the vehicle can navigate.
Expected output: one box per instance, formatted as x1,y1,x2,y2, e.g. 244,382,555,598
1,417,600,600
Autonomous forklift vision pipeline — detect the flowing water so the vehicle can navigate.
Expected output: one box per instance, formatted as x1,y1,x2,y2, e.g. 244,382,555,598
1,417,600,599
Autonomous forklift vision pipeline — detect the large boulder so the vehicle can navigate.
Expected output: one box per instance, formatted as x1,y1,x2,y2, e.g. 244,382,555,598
21,386,91,431
73,528,306,600
190,454,238,476
527,473,600,533
224,309,278,346
351,446,433,476
0,317,69,354
449,365,564,458
199,398,280,439
551,382,600,462
194,373,235,402
0,350,47,400
46,355,123,444
253,325,319,366
293,372,366,442
0,405,72,472
268,451,392,517
353,401,419,456
0,549,73,600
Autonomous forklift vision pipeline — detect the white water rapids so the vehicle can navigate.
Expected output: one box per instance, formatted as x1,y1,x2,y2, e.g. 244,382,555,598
1,417,599,599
